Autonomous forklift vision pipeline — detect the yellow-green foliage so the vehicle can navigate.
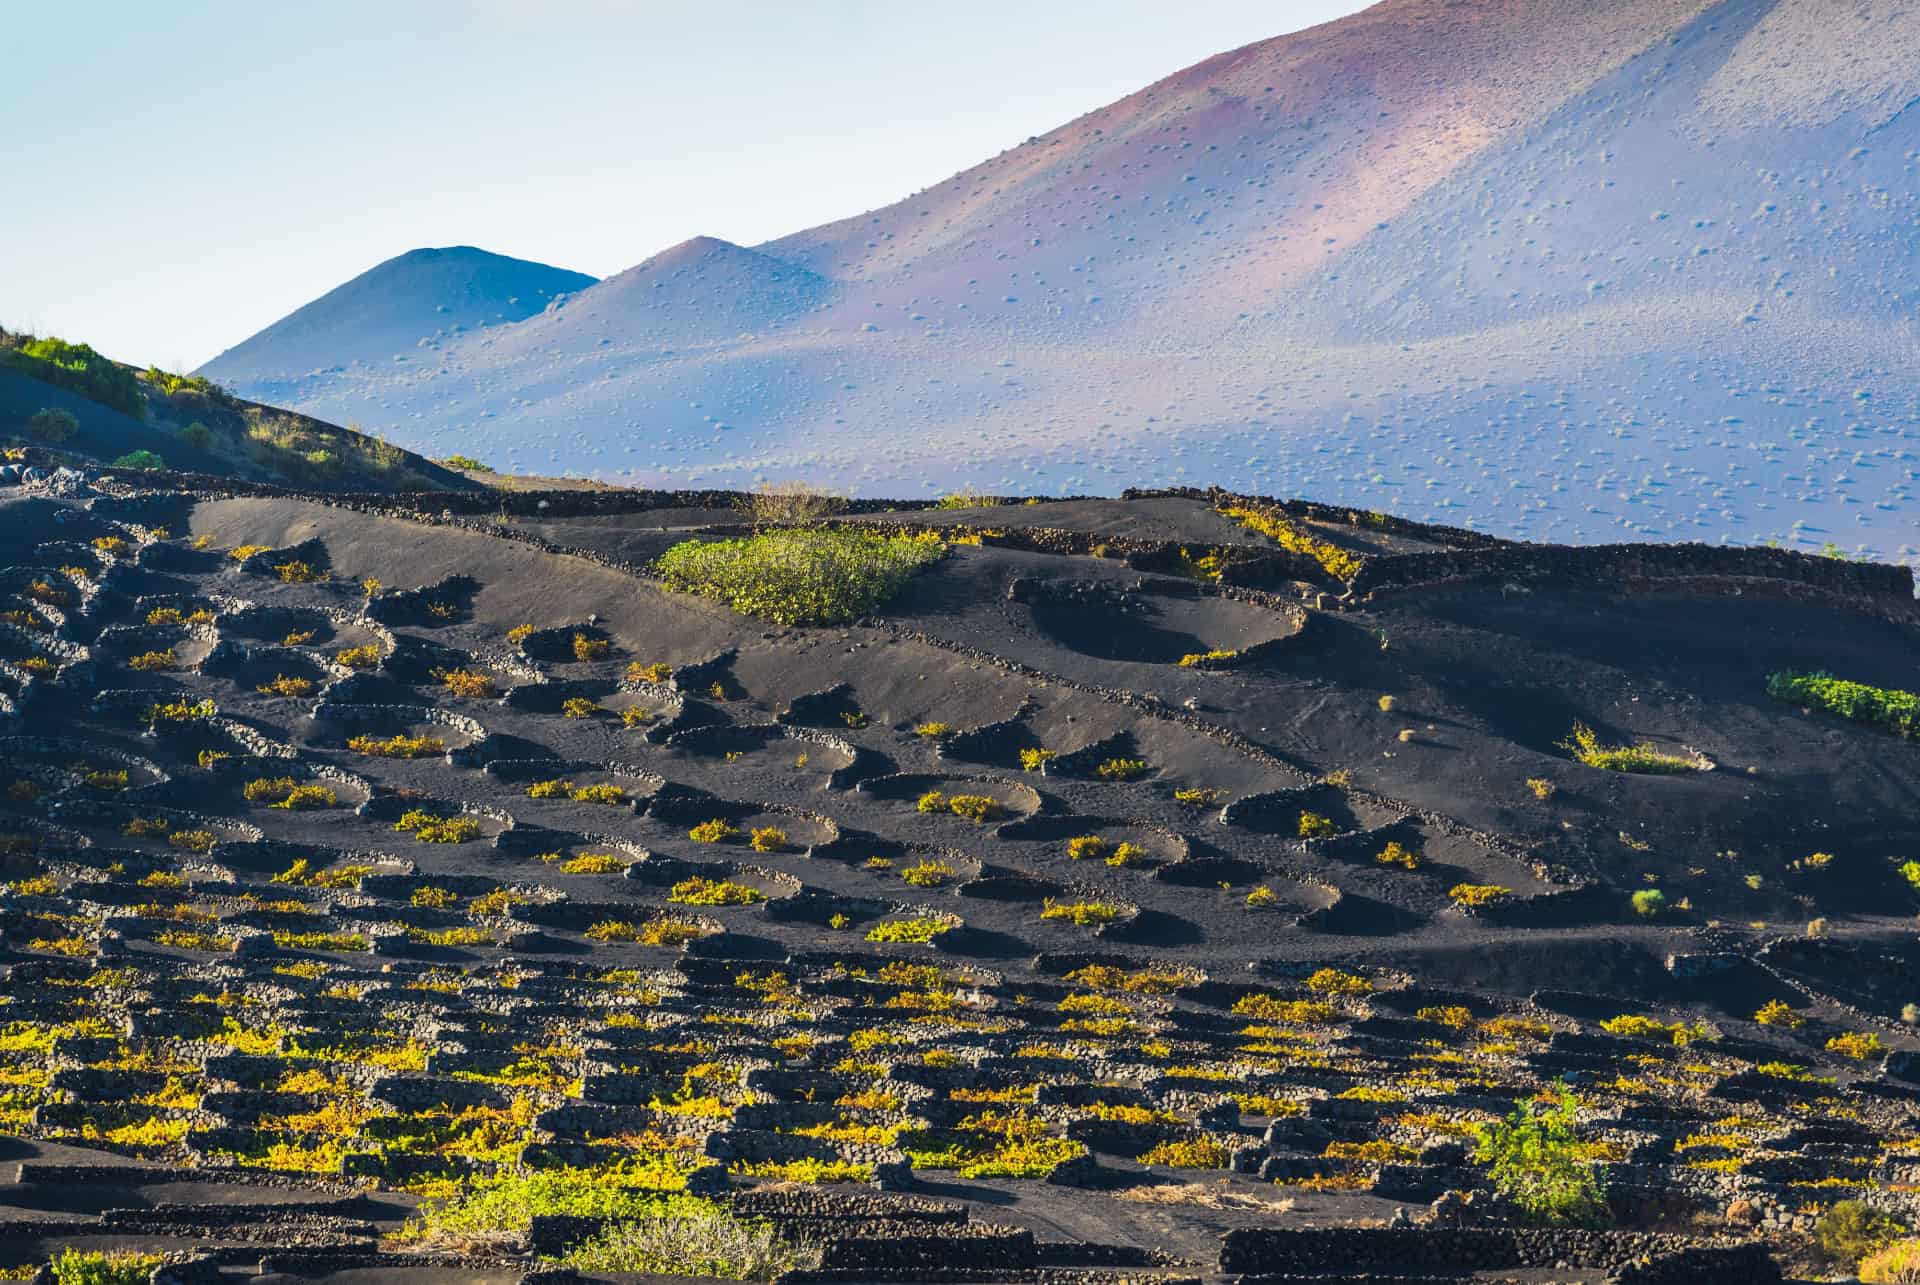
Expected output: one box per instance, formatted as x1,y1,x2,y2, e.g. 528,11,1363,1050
749,827,786,853
1375,841,1420,870
243,777,336,809
1297,811,1337,839
900,859,955,888
916,722,954,738
561,852,624,874
1066,835,1109,862
1601,1015,1712,1046
1138,1137,1231,1168
866,916,957,944
561,697,598,719
436,668,497,699
47,1248,164,1285
1449,883,1513,909
273,930,370,952
1019,748,1056,771
274,560,322,584
1305,968,1372,996
657,528,944,626
347,732,444,758
1829,1031,1887,1061
1754,1000,1804,1029
588,917,708,947
669,877,763,907
394,810,481,844
1560,722,1706,775
1218,503,1364,581
572,633,610,662
127,648,176,672
689,819,741,844
1095,758,1149,781
1039,899,1122,927
334,645,382,670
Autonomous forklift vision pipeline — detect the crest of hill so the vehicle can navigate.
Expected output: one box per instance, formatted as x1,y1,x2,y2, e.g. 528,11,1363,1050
199,245,596,393
468,236,832,361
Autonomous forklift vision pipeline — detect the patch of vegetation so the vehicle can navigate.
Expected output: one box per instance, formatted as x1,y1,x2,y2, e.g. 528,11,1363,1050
1560,723,1709,775
866,915,957,944
46,1247,163,1285
1448,883,1513,909
669,877,764,907
689,819,741,844
1218,503,1364,581
1475,1092,1606,1226
110,449,164,471
1768,670,1920,738
1040,898,1122,927
393,810,482,843
3,335,145,418
347,732,445,758
1820,1199,1907,1272
1094,757,1150,781
657,528,944,626
560,1199,818,1279
1630,889,1667,917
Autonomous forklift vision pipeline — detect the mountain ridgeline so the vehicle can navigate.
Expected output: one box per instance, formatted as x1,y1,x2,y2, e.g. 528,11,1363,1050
201,0,1920,563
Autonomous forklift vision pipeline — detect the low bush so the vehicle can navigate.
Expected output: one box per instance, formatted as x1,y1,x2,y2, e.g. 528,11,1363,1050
1768,670,1919,738
1475,1091,1606,1226
1630,889,1666,917
5,336,145,418
1448,883,1512,909
347,733,444,758
690,819,741,844
1040,898,1122,927
560,1199,818,1279
657,528,943,626
1095,757,1150,781
866,916,957,944
111,449,165,470
669,877,763,906
47,1247,163,1284
1560,723,1708,775
1821,1199,1907,1270
1375,841,1419,869
26,407,79,443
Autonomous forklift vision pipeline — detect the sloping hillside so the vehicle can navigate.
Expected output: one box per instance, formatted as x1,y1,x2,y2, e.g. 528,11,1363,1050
3,328,476,491
200,0,1920,562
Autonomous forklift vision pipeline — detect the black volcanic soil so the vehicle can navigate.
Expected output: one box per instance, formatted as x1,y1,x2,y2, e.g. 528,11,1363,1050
0,480,1913,1282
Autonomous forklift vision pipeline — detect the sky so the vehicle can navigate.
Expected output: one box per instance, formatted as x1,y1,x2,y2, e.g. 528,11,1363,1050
1,1,1370,370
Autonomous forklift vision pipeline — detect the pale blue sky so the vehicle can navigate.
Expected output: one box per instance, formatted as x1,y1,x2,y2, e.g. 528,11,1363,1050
1,2,1369,369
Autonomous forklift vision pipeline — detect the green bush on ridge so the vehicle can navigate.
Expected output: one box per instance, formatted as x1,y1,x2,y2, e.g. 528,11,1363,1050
657,527,944,626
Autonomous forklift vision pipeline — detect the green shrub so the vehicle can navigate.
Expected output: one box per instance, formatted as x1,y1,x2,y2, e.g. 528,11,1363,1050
25,407,78,443
111,449,165,470
1769,671,1920,738
4,336,144,418
1630,889,1666,918
441,454,491,471
1474,1092,1606,1226
562,1200,818,1279
1819,1199,1906,1269
400,1164,694,1242
657,528,944,626
178,420,213,448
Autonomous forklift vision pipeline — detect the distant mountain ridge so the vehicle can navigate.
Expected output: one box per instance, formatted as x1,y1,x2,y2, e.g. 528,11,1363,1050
203,246,596,399
201,0,1920,563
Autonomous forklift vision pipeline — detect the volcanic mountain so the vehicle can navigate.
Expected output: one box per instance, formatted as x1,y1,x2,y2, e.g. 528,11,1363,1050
202,0,1920,562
